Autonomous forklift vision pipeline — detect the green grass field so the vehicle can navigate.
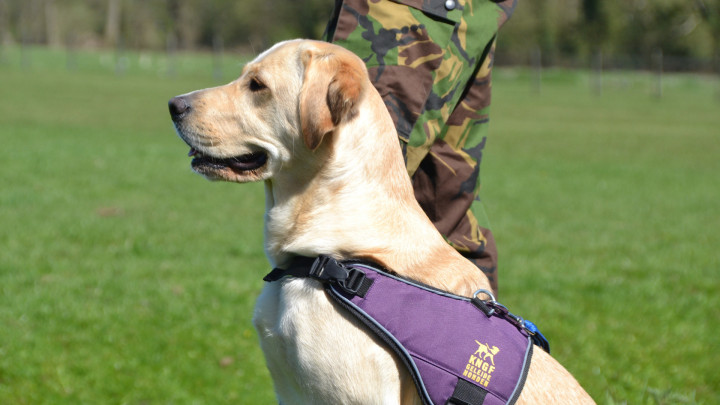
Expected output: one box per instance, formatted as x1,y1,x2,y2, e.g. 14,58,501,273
1,46,718,404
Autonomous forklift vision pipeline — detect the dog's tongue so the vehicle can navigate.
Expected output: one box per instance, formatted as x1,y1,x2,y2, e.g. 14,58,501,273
188,148,199,157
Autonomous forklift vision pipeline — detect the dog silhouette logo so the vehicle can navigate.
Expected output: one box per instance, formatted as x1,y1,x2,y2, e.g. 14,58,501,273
464,340,500,387
474,340,500,366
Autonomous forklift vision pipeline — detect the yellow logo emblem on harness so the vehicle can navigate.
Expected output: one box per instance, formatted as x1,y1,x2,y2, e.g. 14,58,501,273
463,341,499,387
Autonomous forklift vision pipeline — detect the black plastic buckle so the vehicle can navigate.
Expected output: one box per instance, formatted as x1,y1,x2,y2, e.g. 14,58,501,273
337,267,366,295
309,255,369,296
309,255,348,282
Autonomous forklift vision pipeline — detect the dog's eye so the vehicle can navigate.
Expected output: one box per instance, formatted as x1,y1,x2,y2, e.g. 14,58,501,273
249,77,267,92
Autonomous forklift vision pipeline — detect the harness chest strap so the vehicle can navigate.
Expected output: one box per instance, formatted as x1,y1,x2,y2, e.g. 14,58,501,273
264,256,548,405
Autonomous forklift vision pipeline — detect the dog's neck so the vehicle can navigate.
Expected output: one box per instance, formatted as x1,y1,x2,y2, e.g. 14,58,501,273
262,92,489,294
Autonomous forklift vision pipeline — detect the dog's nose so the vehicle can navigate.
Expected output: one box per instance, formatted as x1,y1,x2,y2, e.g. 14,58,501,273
168,96,190,120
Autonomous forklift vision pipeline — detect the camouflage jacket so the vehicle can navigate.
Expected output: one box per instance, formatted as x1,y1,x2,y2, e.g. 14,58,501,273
325,0,517,294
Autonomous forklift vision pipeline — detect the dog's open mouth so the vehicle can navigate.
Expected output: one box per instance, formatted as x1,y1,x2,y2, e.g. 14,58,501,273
189,147,268,175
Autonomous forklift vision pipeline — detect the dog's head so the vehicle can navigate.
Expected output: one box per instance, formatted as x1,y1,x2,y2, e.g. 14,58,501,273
169,40,367,183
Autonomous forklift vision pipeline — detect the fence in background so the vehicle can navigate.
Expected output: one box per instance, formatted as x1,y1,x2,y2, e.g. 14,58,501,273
1,40,719,101
497,47,720,99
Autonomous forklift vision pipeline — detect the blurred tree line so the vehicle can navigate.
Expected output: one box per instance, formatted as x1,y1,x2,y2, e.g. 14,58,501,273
0,0,717,68
0,0,332,51
500,0,719,69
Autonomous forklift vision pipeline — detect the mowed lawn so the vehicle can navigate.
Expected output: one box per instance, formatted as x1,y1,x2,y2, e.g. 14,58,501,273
1,46,718,404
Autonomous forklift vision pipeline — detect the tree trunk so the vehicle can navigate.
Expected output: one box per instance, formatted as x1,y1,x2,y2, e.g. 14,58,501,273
105,0,121,47
45,0,61,48
0,0,7,45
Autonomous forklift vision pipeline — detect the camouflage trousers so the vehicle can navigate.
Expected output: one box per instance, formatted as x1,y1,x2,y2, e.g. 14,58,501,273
324,0,517,295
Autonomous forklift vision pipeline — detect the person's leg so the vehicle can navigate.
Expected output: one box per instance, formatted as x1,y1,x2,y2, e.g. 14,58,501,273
411,39,499,292
325,0,517,295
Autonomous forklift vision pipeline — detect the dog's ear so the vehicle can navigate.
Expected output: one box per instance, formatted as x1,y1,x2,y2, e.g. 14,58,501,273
300,47,365,150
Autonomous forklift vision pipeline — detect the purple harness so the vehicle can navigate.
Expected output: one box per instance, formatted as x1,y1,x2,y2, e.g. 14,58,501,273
264,256,550,405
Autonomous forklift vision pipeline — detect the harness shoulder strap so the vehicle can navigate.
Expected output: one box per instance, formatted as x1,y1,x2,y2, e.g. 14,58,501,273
264,255,373,297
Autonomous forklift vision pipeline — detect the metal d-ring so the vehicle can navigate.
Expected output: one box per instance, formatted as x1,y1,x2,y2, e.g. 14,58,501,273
472,288,496,303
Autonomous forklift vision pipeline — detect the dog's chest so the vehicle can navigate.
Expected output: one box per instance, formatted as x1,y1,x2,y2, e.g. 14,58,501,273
252,279,405,404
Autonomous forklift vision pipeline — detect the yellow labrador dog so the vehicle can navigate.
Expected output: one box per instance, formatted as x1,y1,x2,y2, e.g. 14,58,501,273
169,39,594,404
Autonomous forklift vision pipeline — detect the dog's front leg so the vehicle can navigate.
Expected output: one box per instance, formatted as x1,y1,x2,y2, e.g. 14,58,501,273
254,279,408,404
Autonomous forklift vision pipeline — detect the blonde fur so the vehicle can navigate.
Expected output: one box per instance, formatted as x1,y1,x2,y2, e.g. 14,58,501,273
172,39,594,404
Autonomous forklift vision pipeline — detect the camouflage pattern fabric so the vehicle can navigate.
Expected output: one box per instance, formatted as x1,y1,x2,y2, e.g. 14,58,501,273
324,0,517,295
